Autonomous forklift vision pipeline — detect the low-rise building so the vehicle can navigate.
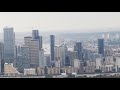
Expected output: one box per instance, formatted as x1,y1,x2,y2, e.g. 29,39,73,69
61,67,79,74
47,67,60,75
36,67,45,75
4,63,20,76
24,68,36,75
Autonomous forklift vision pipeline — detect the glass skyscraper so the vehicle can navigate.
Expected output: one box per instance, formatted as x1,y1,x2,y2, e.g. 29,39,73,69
98,39,104,57
32,30,42,50
3,27,15,63
50,35,55,65
32,30,39,39
74,42,83,60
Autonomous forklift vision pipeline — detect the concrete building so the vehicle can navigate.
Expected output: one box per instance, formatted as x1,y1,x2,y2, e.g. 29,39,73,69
4,63,20,76
3,27,16,64
24,37,39,68
85,61,96,73
47,67,60,75
95,58,102,70
101,65,114,72
24,68,36,75
36,67,45,75
74,59,80,68
105,48,113,57
61,66,79,74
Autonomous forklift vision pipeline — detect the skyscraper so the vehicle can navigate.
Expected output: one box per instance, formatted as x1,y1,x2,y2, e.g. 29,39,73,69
0,42,4,74
39,36,42,49
32,30,43,50
39,48,46,67
21,46,30,69
3,27,15,64
32,30,39,39
54,45,67,67
98,39,104,57
74,42,83,60
50,35,55,65
24,37,39,68
67,51,78,67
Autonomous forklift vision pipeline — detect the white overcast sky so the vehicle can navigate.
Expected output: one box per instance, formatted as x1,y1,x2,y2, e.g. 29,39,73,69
0,12,120,33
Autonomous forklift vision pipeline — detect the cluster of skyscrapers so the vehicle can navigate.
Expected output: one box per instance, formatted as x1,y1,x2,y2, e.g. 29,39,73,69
1,26,120,77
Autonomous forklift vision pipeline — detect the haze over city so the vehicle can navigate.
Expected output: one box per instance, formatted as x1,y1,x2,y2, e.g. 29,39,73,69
1,12,120,78
0,12,120,33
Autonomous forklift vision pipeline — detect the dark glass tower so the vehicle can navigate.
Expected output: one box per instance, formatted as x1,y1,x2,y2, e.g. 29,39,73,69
32,30,39,39
32,30,42,49
98,39,104,57
74,42,83,60
50,35,55,65
39,36,42,49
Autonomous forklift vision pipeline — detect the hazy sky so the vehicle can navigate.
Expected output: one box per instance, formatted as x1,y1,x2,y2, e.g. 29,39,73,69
0,12,120,33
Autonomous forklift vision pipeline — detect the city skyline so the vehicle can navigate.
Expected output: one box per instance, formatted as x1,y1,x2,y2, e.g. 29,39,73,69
1,12,120,78
0,12,120,33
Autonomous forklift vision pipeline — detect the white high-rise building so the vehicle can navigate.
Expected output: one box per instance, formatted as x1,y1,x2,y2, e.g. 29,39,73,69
74,59,80,68
39,48,46,67
24,37,39,68
3,27,16,64
95,58,102,69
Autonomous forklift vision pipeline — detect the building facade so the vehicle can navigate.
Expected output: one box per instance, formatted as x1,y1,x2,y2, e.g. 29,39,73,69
24,37,39,68
39,48,46,67
50,35,55,65
74,42,83,60
3,27,16,64
98,39,104,57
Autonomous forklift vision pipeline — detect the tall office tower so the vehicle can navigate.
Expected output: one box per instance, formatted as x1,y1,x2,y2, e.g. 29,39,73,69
16,53,22,73
74,42,83,60
21,46,30,69
65,53,71,66
17,46,21,54
16,46,30,73
0,42,4,74
32,30,42,50
54,45,67,67
32,30,39,39
39,48,46,67
50,35,55,65
3,27,16,64
24,37,39,68
39,36,42,49
98,39,104,57
67,51,78,67
45,54,50,66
